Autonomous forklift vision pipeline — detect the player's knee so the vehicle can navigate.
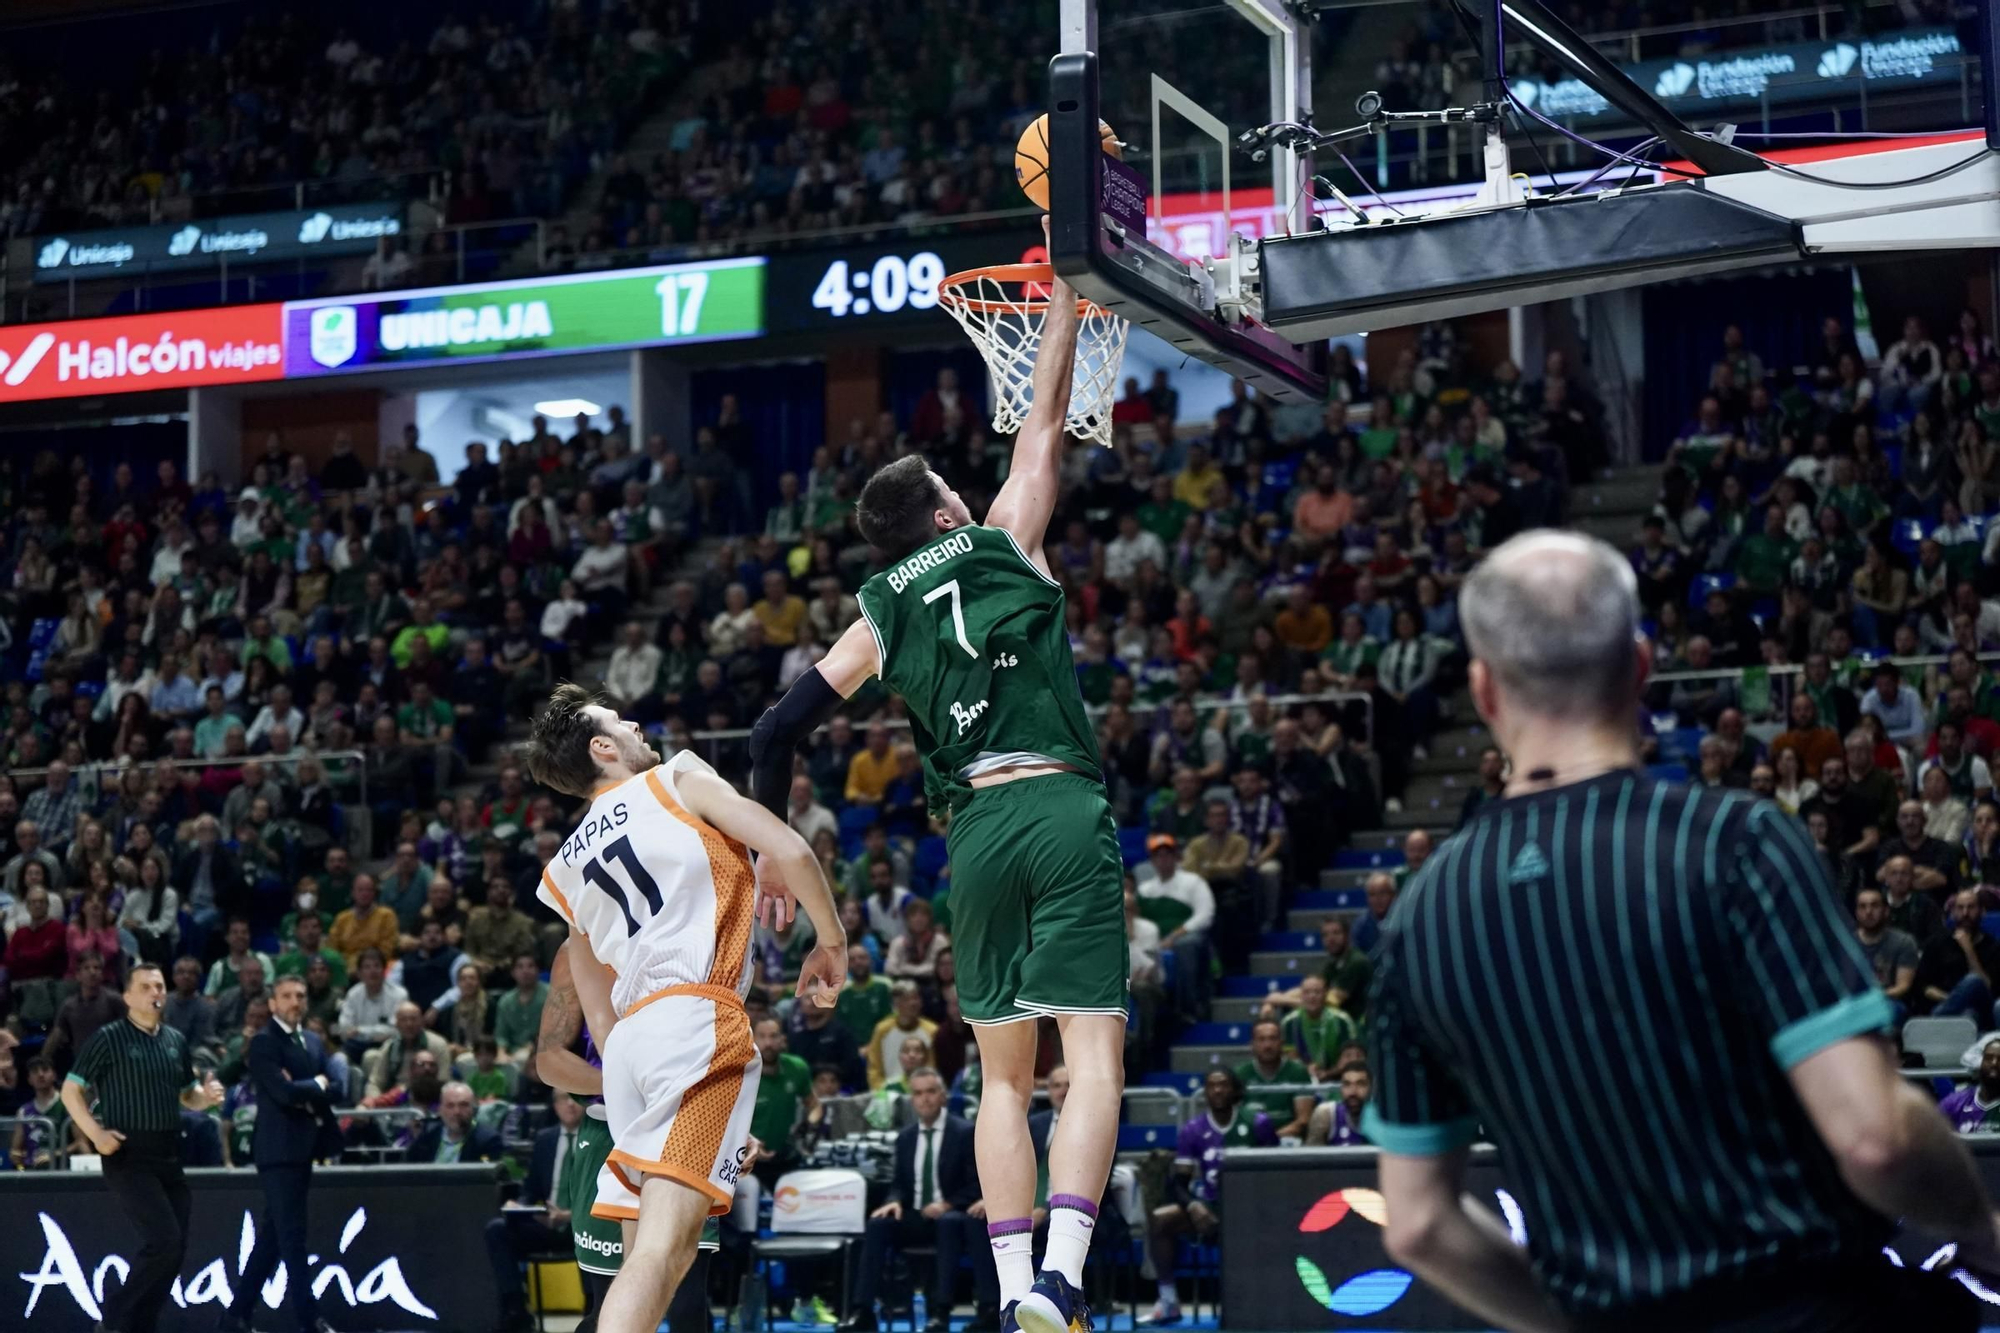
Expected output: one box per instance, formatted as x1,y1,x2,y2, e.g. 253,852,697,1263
628,1220,698,1273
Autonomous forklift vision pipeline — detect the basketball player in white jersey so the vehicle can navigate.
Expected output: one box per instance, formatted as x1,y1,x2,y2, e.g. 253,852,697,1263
526,683,848,1333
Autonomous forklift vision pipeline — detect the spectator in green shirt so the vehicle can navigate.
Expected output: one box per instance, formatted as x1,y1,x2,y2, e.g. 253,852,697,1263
1821,455,1887,538
1235,1018,1312,1138
390,596,450,668
319,846,357,916
748,1017,814,1172
273,913,348,991
1278,976,1358,1081
1136,475,1193,545
492,952,548,1064
397,682,455,742
836,943,893,1048
466,1036,511,1102
1318,917,1374,1021
1732,503,1797,596
238,613,293,675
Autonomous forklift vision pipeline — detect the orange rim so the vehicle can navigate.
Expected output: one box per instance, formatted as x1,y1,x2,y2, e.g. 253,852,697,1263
938,263,1099,316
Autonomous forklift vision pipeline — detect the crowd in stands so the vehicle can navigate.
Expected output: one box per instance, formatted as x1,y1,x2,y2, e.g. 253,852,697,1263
0,288,1605,1319
15,280,2000,1317
0,0,690,241
1633,300,2000,1081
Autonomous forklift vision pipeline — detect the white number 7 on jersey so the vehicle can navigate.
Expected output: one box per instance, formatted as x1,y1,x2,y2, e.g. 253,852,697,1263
923,579,978,658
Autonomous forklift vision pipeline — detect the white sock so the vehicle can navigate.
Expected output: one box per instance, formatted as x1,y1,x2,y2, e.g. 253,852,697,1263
988,1223,1035,1305
1155,1278,1179,1309
1043,1203,1097,1287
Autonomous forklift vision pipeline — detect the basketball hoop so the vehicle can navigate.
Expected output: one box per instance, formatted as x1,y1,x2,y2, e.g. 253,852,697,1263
937,263,1129,450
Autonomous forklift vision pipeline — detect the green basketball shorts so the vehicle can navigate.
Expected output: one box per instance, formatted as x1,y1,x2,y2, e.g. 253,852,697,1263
946,771,1128,1024
571,1106,722,1273
570,1110,625,1274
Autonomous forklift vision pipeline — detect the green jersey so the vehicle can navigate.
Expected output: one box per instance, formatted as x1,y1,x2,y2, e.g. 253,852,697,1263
751,1052,813,1151
856,526,1100,812
1236,1057,1313,1123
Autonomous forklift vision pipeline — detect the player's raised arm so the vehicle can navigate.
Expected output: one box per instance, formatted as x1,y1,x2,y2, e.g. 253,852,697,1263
984,263,1081,568
675,765,849,1007
747,617,879,817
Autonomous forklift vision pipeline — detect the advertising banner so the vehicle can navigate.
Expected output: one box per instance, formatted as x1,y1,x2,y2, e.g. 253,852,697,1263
1510,26,1966,125
771,1168,868,1234
0,304,285,404
1221,1146,2000,1330
0,1165,502,1332
282,256,765,376
33,203,407,283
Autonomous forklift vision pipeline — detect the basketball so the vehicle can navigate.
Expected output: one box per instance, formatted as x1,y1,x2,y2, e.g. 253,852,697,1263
1015,113,1121,211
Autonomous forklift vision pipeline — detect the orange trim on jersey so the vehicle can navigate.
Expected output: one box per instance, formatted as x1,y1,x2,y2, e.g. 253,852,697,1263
589,1201,640,1222
643,768,755,992
606,1155,643,1196
623,982,746,1020
607,996,755,1219
539,869,576,926
607,1146,735,1215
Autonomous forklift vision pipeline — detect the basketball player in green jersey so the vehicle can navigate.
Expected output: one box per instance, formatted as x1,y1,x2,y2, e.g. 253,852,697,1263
751,263,1119,1333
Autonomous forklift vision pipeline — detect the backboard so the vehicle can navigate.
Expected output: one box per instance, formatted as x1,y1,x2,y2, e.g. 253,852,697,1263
1047,0,2000,364
1044,0,1329,402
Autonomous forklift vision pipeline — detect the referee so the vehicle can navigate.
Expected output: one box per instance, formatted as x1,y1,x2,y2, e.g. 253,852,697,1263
61,960,225,1333
1364,531,2000,1333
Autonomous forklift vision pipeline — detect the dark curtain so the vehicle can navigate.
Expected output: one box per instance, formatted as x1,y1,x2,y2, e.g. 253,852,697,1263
691,359,826,517
5,421,188,501
1640,266,1850,460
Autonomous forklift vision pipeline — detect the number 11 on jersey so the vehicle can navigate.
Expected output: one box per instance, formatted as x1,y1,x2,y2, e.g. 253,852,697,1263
582,834,663,935
923,578,978,658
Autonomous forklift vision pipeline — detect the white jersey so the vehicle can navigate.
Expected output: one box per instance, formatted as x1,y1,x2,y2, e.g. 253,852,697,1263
538,750,754,1017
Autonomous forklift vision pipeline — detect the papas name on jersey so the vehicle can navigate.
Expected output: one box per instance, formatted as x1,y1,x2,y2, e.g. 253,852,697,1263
885,530,974,594
560,800,630,867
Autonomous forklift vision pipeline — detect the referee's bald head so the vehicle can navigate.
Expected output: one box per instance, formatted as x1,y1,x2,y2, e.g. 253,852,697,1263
1462,530,1645,725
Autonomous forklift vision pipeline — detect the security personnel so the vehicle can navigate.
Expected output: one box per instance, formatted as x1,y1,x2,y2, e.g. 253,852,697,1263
1365,532,2000,1333
61,961,226,1333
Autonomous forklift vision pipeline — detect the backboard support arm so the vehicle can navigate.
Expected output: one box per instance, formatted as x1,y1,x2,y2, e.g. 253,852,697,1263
1451,0,1767,177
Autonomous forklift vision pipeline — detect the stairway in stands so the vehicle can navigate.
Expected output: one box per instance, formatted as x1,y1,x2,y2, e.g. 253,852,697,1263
1146,463,1661,1092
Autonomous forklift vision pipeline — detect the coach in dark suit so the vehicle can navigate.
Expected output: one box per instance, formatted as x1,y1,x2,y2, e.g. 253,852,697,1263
220,974,343,1333
841,1067,998,1333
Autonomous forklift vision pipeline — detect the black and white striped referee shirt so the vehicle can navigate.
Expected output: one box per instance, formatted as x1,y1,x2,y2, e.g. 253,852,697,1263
1364,770,1896,1315
66,1016,197,1134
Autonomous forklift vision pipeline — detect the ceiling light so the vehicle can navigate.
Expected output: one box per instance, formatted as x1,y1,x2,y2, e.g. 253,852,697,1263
534,398,601,417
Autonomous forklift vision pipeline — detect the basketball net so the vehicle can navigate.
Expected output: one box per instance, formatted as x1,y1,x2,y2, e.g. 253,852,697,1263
938,263,1129,449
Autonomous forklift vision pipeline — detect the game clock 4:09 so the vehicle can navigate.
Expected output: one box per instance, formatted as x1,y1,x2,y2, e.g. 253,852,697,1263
811,251,947,318
767,231,1045,333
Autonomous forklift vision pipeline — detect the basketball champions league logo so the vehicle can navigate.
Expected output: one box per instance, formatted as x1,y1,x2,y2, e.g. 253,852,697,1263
1288,1186,2000,1320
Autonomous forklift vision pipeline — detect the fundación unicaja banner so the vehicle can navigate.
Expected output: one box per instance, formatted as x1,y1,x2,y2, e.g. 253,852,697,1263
32,204,406,283
281,256,766,377
1505,26,1968,123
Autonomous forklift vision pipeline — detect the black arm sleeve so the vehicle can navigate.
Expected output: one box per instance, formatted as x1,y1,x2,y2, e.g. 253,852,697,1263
748,666,845,817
